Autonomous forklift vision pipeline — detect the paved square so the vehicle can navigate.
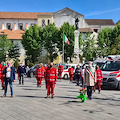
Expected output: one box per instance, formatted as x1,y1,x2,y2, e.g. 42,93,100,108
0,76,120,120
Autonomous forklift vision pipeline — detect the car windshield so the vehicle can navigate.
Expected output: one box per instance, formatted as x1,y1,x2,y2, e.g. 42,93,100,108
101,61,120,71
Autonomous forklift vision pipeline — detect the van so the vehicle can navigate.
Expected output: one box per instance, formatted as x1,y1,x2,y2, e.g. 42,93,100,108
101,56,120,90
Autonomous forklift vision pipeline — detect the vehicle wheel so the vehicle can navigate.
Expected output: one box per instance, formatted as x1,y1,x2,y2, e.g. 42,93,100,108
64,74,68,80
30,72,34,77
117,82,120,90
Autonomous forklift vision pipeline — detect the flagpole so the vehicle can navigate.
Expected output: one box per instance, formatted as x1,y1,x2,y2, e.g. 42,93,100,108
63,33,64,63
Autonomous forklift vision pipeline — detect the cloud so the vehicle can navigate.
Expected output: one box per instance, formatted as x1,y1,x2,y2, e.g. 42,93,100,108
85,8,120,17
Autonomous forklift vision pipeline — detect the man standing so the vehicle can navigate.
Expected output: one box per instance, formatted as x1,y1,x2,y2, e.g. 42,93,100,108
2,61,15,98
84,62,96,100
0,62,3,87
68,66,74,81
75,65,81,86
18,63,26,85
58,63,63,80
45,62,58,98
36,64,44,87
1,62,6,90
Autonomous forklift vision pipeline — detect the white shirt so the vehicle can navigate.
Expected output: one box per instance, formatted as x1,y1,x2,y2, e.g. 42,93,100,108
6,67,11,78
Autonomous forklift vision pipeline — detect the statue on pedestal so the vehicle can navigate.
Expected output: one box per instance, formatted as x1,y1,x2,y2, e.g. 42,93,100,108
75,17,79,30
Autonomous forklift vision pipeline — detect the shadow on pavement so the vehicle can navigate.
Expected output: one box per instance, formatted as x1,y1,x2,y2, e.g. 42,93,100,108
55,96,77,99
22,88,45,91
15,95,45,98
93,97,120,101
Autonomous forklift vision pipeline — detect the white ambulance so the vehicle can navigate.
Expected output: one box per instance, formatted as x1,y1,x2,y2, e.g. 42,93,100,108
62,64,78,79
101,55,120,90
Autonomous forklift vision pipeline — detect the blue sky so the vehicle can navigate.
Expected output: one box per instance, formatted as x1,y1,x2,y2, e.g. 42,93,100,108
0,0,120,23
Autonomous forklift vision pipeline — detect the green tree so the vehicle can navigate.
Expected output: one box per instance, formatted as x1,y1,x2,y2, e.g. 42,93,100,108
43,23,59,62
0,34,12,62
83,32,96,61
97,27,113,57
58,22,75,62
22,24,43,63
8,44,20,61
110,35,120,54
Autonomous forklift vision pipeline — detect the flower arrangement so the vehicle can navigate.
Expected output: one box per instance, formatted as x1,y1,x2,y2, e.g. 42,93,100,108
77,87,87,102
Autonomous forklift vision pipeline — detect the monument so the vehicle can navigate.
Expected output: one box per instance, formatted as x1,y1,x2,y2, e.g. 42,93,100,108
73,17,80,64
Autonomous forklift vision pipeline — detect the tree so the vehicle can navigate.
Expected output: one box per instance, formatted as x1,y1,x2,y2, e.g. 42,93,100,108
43,23,59,62
8,44,20,61
58,22,75,62
110,35,120,55
83,32,96,61
97,27,113,57
0,34,12,62
22,24,43,63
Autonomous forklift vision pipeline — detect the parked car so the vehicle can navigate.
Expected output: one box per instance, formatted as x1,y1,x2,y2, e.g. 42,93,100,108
27,64,38,77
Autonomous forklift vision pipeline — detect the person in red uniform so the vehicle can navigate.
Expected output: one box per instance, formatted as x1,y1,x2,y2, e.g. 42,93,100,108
44,64,47,71
36,64,44,87
94,65,103,93
68,66,74,81
58,63,63,80
1,62,6,90
0,62,3,88
45,62,58,98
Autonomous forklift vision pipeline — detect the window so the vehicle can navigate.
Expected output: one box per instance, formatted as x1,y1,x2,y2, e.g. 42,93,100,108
7,23,11,30
48,19,50,25
94,29,98,33
18,23,23,30
31,23,35,27
42,19,45,28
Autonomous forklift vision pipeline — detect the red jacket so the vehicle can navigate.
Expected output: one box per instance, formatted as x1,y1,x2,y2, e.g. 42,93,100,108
0,64,3,79
1,66,6,78
45,67,58,81
96,69,103,81
58,65,63,73
36,67,44,78
68,67,74,75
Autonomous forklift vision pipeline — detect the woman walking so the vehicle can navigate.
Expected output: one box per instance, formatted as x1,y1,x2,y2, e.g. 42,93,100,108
94,65,103,93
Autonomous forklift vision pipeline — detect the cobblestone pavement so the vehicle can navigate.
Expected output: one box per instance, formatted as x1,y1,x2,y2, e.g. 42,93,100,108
0,76,120,120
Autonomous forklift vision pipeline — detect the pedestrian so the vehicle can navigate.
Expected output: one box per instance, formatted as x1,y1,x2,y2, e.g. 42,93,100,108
45,62,58,98
2,61,15,98
44,64,47,71
36,64,44,87
94,65,103,93
80,65,86,87
25,65,30,76
84,62,96,100
0,62,3,87
75,65,81,86
68,66,74,82
58,63,63,80
1,62,6,90
18,62,26,85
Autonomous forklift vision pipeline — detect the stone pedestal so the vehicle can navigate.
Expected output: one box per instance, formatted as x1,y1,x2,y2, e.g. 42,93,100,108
73,30,79,64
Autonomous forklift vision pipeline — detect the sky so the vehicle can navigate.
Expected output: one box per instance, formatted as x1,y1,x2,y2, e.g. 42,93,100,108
0,0,120,23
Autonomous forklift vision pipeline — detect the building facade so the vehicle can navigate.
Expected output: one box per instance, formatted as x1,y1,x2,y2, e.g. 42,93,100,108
0,7,115,64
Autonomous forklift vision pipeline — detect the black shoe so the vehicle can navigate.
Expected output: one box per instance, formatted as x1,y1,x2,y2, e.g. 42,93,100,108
98,90,100,94
51,95,54,98
45,95,50,98
88,96,92,100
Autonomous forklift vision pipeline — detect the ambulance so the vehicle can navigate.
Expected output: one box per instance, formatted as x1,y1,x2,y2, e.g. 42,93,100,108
62,64,78,79
101,55,120,90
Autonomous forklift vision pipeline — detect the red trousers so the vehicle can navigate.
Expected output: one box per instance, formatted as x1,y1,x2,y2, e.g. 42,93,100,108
58,72,62,79
94,81,101,90
69,74,73,81
37,78,43,86
47,81,55,95
1,78,5,89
